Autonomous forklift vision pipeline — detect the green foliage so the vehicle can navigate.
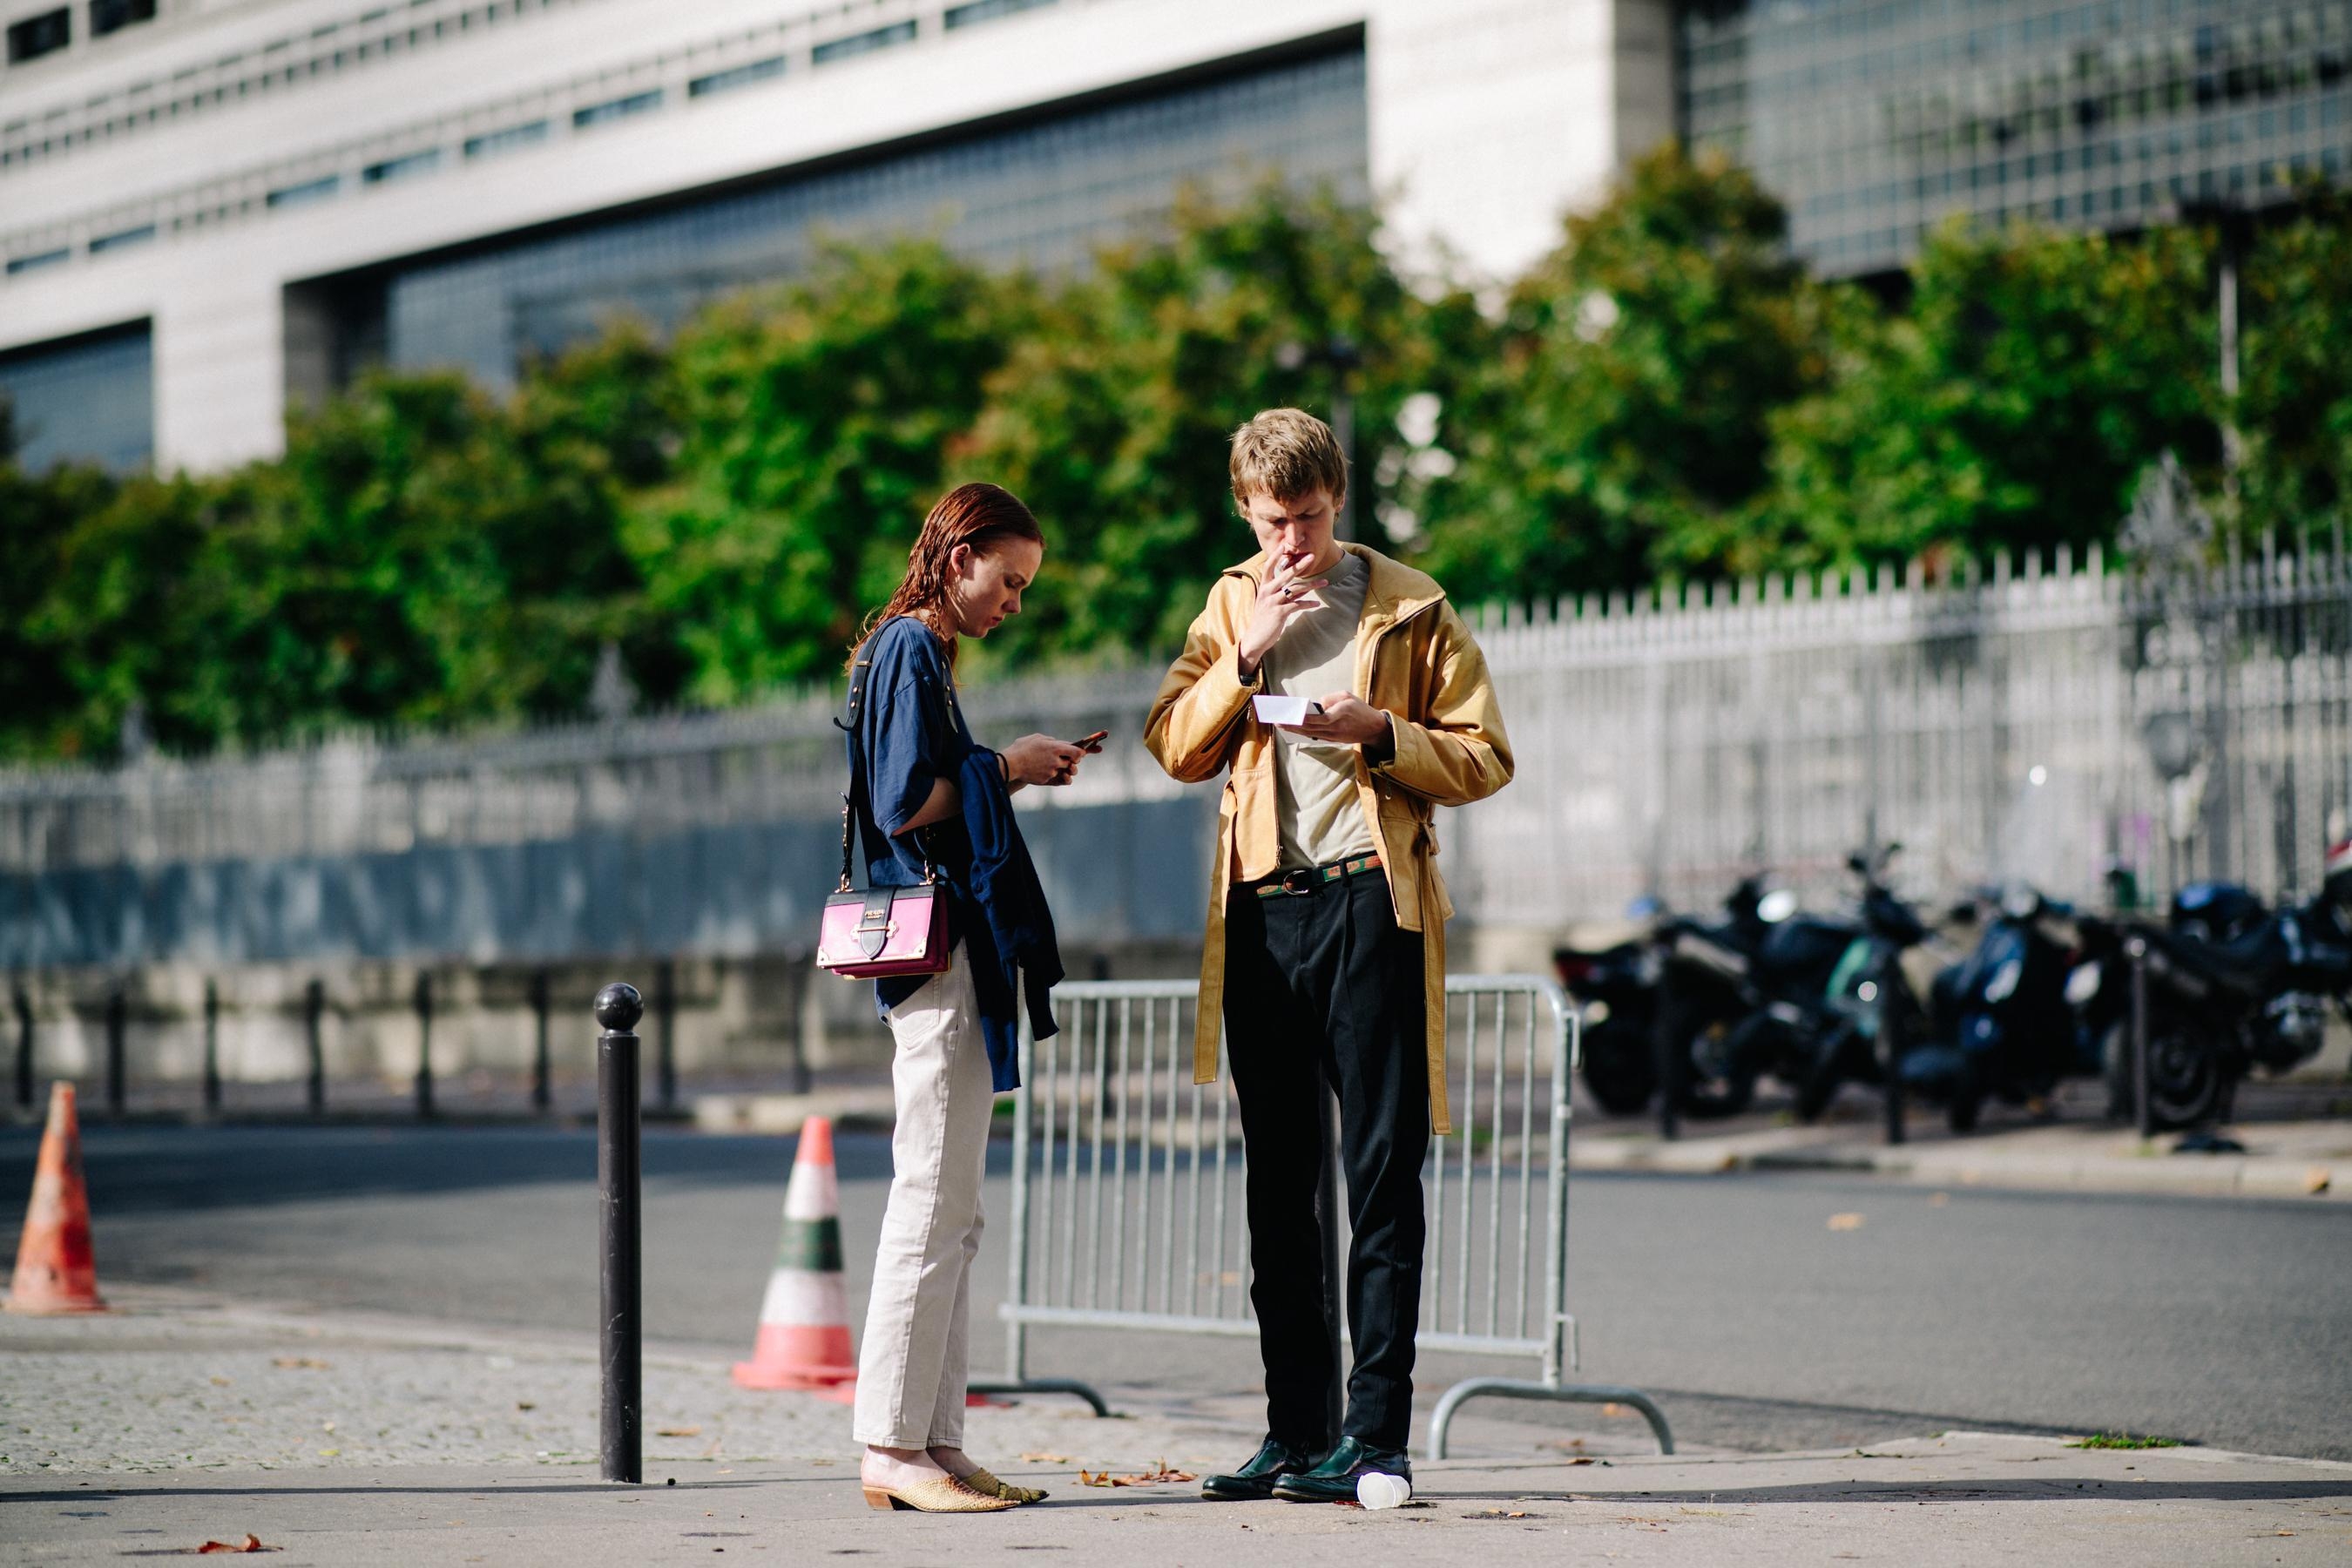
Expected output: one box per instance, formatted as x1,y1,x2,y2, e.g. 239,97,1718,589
2066,1433,2183,1450
624,240,1024,700
961,181,1480,662
1410,145,1830,602
7,152,2351,762
2237,187,2352,535
1752,219,2215,570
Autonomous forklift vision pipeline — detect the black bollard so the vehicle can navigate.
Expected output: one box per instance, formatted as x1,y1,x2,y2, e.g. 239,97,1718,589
105,986,126,1118
414,972,435,1119
531,970,552,1115
653,960,676,1114
595,982,645,1485
304,980,325,1117
202,980,221,1116
12,983,30,1113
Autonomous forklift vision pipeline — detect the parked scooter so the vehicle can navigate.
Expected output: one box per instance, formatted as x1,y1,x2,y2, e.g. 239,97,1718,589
1903,883,2103,1132
1553,875,1785,1119
1645,849,1928,1123
2085,848,2352,1130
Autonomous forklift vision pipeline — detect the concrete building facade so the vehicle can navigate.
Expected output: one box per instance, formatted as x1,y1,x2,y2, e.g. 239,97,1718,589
0,0,1675,474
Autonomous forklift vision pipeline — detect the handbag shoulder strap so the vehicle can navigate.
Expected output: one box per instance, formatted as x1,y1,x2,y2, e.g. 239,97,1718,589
835,623,936,893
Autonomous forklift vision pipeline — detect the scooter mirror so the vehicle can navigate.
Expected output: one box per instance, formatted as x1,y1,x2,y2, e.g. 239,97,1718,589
1757,889,1800,923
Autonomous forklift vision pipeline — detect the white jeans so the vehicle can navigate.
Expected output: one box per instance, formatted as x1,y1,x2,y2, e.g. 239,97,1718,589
852,947,995,1450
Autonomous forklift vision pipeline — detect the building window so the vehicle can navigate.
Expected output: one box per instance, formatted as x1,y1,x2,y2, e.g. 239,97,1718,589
688,56,785,98
266,174,340,208
88,222,155,252
364,148,440,183
463,119,547,159
572,89,661,128
811,20,916,66
6,9,71,64
88,0,154,39
5,247,71,274
943,0,1055,28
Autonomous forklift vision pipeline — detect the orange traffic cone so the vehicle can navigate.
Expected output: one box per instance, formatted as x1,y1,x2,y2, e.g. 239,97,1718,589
733,1116,857,1396
7,1083,107,1315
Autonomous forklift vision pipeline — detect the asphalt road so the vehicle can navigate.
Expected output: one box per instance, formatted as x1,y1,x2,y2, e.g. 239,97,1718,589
5,1124,2349,1462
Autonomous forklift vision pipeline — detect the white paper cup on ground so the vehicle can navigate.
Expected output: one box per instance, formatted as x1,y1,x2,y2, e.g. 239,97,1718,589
1356,1471,1411,1509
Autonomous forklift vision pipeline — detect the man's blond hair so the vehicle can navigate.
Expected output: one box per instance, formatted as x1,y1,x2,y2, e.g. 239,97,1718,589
1229,408,1348,508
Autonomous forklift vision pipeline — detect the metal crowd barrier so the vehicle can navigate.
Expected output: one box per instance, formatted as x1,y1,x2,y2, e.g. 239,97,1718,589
977,975,1673,1459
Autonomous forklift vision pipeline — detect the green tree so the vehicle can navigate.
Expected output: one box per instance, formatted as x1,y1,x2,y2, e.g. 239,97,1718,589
1753,219,2216,570
2237,189,2352,537
0,452,121,760
962,180,1484,662
625,240,1026,699
1409,145,1830,604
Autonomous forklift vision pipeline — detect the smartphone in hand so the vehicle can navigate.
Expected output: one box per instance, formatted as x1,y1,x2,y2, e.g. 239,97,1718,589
1077,730,1110,754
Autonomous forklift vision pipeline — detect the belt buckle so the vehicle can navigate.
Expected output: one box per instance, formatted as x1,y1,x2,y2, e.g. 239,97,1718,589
1278,868,1317,896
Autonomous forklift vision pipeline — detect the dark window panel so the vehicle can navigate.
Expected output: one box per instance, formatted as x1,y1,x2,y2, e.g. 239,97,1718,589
7,8,71,63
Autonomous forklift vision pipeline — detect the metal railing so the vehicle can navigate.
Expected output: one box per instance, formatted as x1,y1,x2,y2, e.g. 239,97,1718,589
979,975,1673,1458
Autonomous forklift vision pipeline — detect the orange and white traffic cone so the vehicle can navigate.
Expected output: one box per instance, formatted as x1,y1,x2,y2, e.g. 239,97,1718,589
7,1083,108,1315
733,1116,857,1397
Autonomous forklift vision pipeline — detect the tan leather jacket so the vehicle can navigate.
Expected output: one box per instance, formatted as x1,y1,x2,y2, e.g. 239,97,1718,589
1144,541,1513,1134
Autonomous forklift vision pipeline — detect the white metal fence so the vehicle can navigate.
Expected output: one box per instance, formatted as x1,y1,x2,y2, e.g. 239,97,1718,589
978,975,1676,1459
4,538,2348,957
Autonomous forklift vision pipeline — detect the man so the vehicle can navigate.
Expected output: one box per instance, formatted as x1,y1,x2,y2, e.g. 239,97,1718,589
1145,408,1513,1501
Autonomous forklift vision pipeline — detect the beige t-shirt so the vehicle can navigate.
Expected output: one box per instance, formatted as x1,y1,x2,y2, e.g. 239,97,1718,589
1262,551,1380,872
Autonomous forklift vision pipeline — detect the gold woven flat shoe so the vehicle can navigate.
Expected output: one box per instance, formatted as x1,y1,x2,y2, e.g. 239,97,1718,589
962,1467,1048,1504
861,1475,1015,1513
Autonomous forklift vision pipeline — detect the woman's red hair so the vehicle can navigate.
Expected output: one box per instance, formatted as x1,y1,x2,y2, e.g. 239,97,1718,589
851,482,1044,669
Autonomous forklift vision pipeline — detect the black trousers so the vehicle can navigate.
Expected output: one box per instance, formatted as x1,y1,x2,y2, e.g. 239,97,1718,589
1222,868,1429,1454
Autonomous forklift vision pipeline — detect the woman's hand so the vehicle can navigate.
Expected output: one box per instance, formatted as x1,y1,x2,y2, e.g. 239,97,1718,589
1235,550,1331,679
1001,734,1086,787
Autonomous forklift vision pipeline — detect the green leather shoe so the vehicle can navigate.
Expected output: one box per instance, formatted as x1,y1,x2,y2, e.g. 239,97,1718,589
1200,1436,1321,1501
1268,1436,1411,1503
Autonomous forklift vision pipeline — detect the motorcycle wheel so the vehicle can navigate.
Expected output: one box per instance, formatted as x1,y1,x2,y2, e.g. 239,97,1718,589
1578,1016,1659,1117
1654,991,1758,1119
2099,1016,2233,1132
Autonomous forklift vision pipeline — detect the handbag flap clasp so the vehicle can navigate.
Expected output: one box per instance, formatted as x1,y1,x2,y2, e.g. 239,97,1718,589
856,888,897,959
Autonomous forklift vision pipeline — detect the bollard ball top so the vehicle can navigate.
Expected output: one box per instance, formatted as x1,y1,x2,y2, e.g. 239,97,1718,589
594,982,645,1032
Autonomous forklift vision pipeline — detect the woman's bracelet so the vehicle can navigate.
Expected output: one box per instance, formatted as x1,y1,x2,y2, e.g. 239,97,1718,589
998,754,1010,783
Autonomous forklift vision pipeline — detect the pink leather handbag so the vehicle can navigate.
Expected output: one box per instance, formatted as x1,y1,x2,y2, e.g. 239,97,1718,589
815,652,952,983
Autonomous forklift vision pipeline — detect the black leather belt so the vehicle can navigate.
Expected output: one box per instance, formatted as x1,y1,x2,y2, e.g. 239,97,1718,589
1252,853,1384,898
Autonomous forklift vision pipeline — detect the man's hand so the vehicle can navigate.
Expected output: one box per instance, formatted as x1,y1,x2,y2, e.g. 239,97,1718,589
1001,733,1086,787
1281,693,1392,751
1234,550,1330,679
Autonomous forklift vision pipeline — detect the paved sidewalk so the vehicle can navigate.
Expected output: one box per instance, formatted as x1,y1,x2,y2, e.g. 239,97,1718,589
1570,1115,2352,1201
5,1291,2349,1565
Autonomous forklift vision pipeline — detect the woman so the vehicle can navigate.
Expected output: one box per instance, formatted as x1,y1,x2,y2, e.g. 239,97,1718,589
846,482,1083,1514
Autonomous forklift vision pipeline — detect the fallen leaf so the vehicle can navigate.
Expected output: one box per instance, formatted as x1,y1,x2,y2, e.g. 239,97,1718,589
656,1427,702,1438
2304,1167,2331,1195
1018,1452,1071,1463
1828,1213,1865,1231
1568,1456,1596,1466
271,1357,330,1370
516,1402,536,1412
195,1535,274,1554
208,1376,233,1387
1078,1460,1195,1488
